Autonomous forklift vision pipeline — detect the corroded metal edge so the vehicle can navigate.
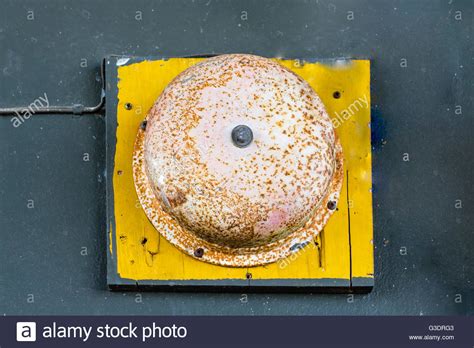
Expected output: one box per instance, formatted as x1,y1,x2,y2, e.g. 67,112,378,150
132,121,344,267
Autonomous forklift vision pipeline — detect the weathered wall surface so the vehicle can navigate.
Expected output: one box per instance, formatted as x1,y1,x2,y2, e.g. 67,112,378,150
0,0,472,315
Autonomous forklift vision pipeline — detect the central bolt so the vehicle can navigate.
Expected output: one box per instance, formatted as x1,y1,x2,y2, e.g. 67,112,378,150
231,125,253,148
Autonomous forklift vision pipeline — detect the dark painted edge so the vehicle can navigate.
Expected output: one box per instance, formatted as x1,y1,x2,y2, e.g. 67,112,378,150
109,55,369,69
105,56,128,287
351,277,374,291
108,278,357,293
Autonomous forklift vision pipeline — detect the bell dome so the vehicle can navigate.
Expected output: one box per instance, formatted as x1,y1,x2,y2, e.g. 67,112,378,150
134,54,343,266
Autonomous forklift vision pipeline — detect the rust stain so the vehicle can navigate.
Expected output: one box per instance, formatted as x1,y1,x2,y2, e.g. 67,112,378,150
132,54,344,267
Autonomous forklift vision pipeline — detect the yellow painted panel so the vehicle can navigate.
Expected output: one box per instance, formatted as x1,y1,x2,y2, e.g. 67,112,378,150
113,57,372,282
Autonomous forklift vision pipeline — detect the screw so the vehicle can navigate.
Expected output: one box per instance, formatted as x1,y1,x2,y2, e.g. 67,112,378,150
333,91,341,99
246,272,252,279
327,200,337,210
124,102,133,110
231,125,253,148
140,120,147,130
194,248,204,258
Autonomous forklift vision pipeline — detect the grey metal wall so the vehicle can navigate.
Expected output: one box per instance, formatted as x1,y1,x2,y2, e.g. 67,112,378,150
0,0,472,315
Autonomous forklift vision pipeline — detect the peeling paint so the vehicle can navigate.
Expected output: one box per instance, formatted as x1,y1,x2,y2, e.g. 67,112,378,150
116,58,131,66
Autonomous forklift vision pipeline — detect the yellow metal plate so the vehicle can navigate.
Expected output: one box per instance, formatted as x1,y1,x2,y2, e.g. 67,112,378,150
110,57,373,285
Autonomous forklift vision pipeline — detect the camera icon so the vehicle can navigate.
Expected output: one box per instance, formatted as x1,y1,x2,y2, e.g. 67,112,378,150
16,322,37,342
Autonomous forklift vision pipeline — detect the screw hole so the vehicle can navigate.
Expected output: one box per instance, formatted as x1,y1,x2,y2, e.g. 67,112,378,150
124,102,133,110
246,272,252,279
194,247,204,258
333,91,341,99
327,200,337,210
117,170,123,175
140,120,147,130
141,237,148,245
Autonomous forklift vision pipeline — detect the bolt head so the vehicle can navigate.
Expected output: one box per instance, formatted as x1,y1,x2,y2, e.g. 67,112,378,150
231,125,253,148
